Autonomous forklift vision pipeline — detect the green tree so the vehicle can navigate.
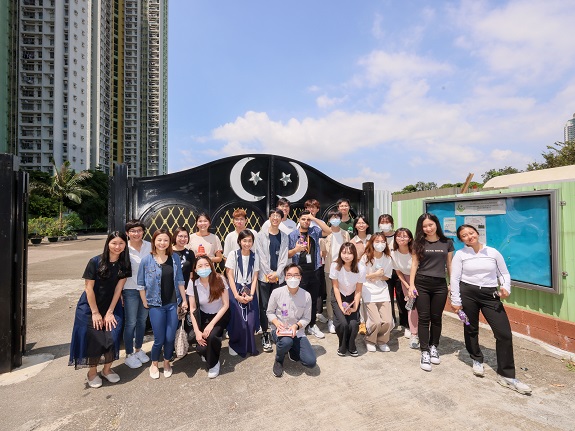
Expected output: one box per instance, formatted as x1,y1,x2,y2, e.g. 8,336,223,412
527,141,575,171
481,166,521,183
394,181,437,194
40,160,96,233
67,169,109,227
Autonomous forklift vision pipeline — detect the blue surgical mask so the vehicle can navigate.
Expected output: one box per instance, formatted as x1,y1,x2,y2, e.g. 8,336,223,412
196,268,212,278
330,218,341,227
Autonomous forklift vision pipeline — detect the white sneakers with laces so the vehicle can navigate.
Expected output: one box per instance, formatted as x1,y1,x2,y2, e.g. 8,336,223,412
125,353,142,369
327,320,336,334
307,324,325,339
472,360,485,377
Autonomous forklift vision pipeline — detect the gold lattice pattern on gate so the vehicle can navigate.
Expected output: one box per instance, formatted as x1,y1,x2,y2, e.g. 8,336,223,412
144,206,197,241
214,207,263,241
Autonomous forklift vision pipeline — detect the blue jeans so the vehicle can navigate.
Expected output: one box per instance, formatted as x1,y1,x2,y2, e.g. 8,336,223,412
123,289,149,355
271,332,316,367
148,303,178,362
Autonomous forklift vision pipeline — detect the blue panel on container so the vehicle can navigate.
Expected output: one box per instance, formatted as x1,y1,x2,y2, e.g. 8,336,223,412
426,195,552,288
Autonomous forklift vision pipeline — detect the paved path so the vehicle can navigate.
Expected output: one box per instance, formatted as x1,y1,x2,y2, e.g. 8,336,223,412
2,235,574,430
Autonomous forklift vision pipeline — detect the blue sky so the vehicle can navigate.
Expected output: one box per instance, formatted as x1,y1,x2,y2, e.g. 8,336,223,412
167,0,575,192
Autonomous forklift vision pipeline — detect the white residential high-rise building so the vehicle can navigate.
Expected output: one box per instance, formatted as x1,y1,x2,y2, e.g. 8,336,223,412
15,0,167,176
565,113,575,143
18,0,90,172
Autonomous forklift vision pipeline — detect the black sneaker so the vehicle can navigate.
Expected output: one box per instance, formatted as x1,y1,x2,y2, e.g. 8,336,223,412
272,360,283,377
262,332,273,353
288,351,298,362
349,350,359,357
337,348,346,357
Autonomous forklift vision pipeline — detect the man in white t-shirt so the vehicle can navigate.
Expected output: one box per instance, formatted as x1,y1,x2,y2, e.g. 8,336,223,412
320,209,350,334
123,219,152,369
260,198,297,235
223,208,257,259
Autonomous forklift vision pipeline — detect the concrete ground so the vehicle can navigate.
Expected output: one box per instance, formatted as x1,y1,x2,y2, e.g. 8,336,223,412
1,235,574,431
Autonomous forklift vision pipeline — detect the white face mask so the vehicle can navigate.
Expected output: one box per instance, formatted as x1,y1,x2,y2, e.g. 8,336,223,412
286,279,299,289
379,223,392,232
374,242,387,252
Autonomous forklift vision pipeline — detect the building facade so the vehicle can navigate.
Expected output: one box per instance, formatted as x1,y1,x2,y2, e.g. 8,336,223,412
565,113,575,143
11,0,167,176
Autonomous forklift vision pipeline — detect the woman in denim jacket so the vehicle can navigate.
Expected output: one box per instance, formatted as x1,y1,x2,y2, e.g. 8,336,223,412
138,229,187,379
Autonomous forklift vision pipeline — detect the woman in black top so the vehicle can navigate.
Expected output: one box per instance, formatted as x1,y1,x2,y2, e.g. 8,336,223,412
409,213,454,372
69,232,131,388
172,226,196,289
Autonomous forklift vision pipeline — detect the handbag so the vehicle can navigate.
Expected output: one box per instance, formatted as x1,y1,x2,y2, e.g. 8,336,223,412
174,317,189,358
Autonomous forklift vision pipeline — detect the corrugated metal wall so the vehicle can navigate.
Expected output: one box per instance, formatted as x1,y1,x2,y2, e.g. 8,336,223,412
391,182,575,322
373,189,393,226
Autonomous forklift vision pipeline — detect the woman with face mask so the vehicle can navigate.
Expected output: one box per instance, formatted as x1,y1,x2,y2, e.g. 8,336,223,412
378,214,408,334
360,233,394,352
188,255,230,378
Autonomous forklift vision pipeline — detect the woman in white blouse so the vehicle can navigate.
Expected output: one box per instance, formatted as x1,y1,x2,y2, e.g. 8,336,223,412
450,224,531,395
188,255,230,378
330,242,366,357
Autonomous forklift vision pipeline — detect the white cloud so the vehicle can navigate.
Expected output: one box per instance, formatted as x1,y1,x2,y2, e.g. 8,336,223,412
452,0,575,83
316,94,347,108
339,167,394,191
355,51,453,86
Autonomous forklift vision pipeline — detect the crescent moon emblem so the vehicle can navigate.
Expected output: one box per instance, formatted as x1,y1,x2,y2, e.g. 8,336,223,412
230,157,265,202
277,162,309,203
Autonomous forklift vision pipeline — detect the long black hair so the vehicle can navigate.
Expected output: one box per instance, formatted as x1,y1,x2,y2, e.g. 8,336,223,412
413,213,448,261
98,231,131,279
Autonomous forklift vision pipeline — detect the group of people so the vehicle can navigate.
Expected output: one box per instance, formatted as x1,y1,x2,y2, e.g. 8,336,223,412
68,198,531,394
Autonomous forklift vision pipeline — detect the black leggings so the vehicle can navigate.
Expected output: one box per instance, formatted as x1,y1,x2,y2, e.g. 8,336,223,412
414,274,448,352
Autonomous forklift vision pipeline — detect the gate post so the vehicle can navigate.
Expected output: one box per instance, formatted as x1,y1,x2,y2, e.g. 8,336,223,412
362,182,374,220
0,153,28,373
109,164,128,233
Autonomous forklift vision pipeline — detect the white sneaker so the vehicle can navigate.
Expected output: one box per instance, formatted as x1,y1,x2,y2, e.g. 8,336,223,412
163,367,173,378
498,375,532,395
429,345,441,365
87,373,102,388
328,320,336,334
135,350,150,364
366,342,377,352
208,361,220,379
228,346,238,356
404,328,412,338
378,343,391,352
316,313,328,324
125,353,143,369
420,351,432,372
307,324,325,339
409,335,420,349
472,360,485,377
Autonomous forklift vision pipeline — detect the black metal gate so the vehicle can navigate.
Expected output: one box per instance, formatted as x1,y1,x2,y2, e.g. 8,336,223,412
110,154,373,245
0,154,28,373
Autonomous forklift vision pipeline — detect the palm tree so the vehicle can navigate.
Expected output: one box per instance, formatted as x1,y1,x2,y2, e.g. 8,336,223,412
47,159,96,234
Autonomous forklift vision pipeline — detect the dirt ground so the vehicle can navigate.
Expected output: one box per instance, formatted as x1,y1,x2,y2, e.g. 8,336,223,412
2,235,574,431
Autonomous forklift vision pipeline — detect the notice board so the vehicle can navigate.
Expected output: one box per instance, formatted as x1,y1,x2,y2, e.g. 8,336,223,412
424,190,559,293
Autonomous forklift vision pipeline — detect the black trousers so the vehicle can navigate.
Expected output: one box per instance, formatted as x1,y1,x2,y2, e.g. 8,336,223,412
331,291,359,352
391,270,409,327
258,280,279,332
299,268,321,327
460,281,515,378
196,309,230,369
414,274,448,352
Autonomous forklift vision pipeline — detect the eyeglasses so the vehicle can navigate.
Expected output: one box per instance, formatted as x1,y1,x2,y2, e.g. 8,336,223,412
128,229,144,234
285,275,301,280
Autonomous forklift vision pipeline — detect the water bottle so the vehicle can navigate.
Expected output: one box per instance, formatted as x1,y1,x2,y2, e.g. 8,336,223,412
281,303,289,319
405,288,417,310
405,297,415,311
457,310,470,325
